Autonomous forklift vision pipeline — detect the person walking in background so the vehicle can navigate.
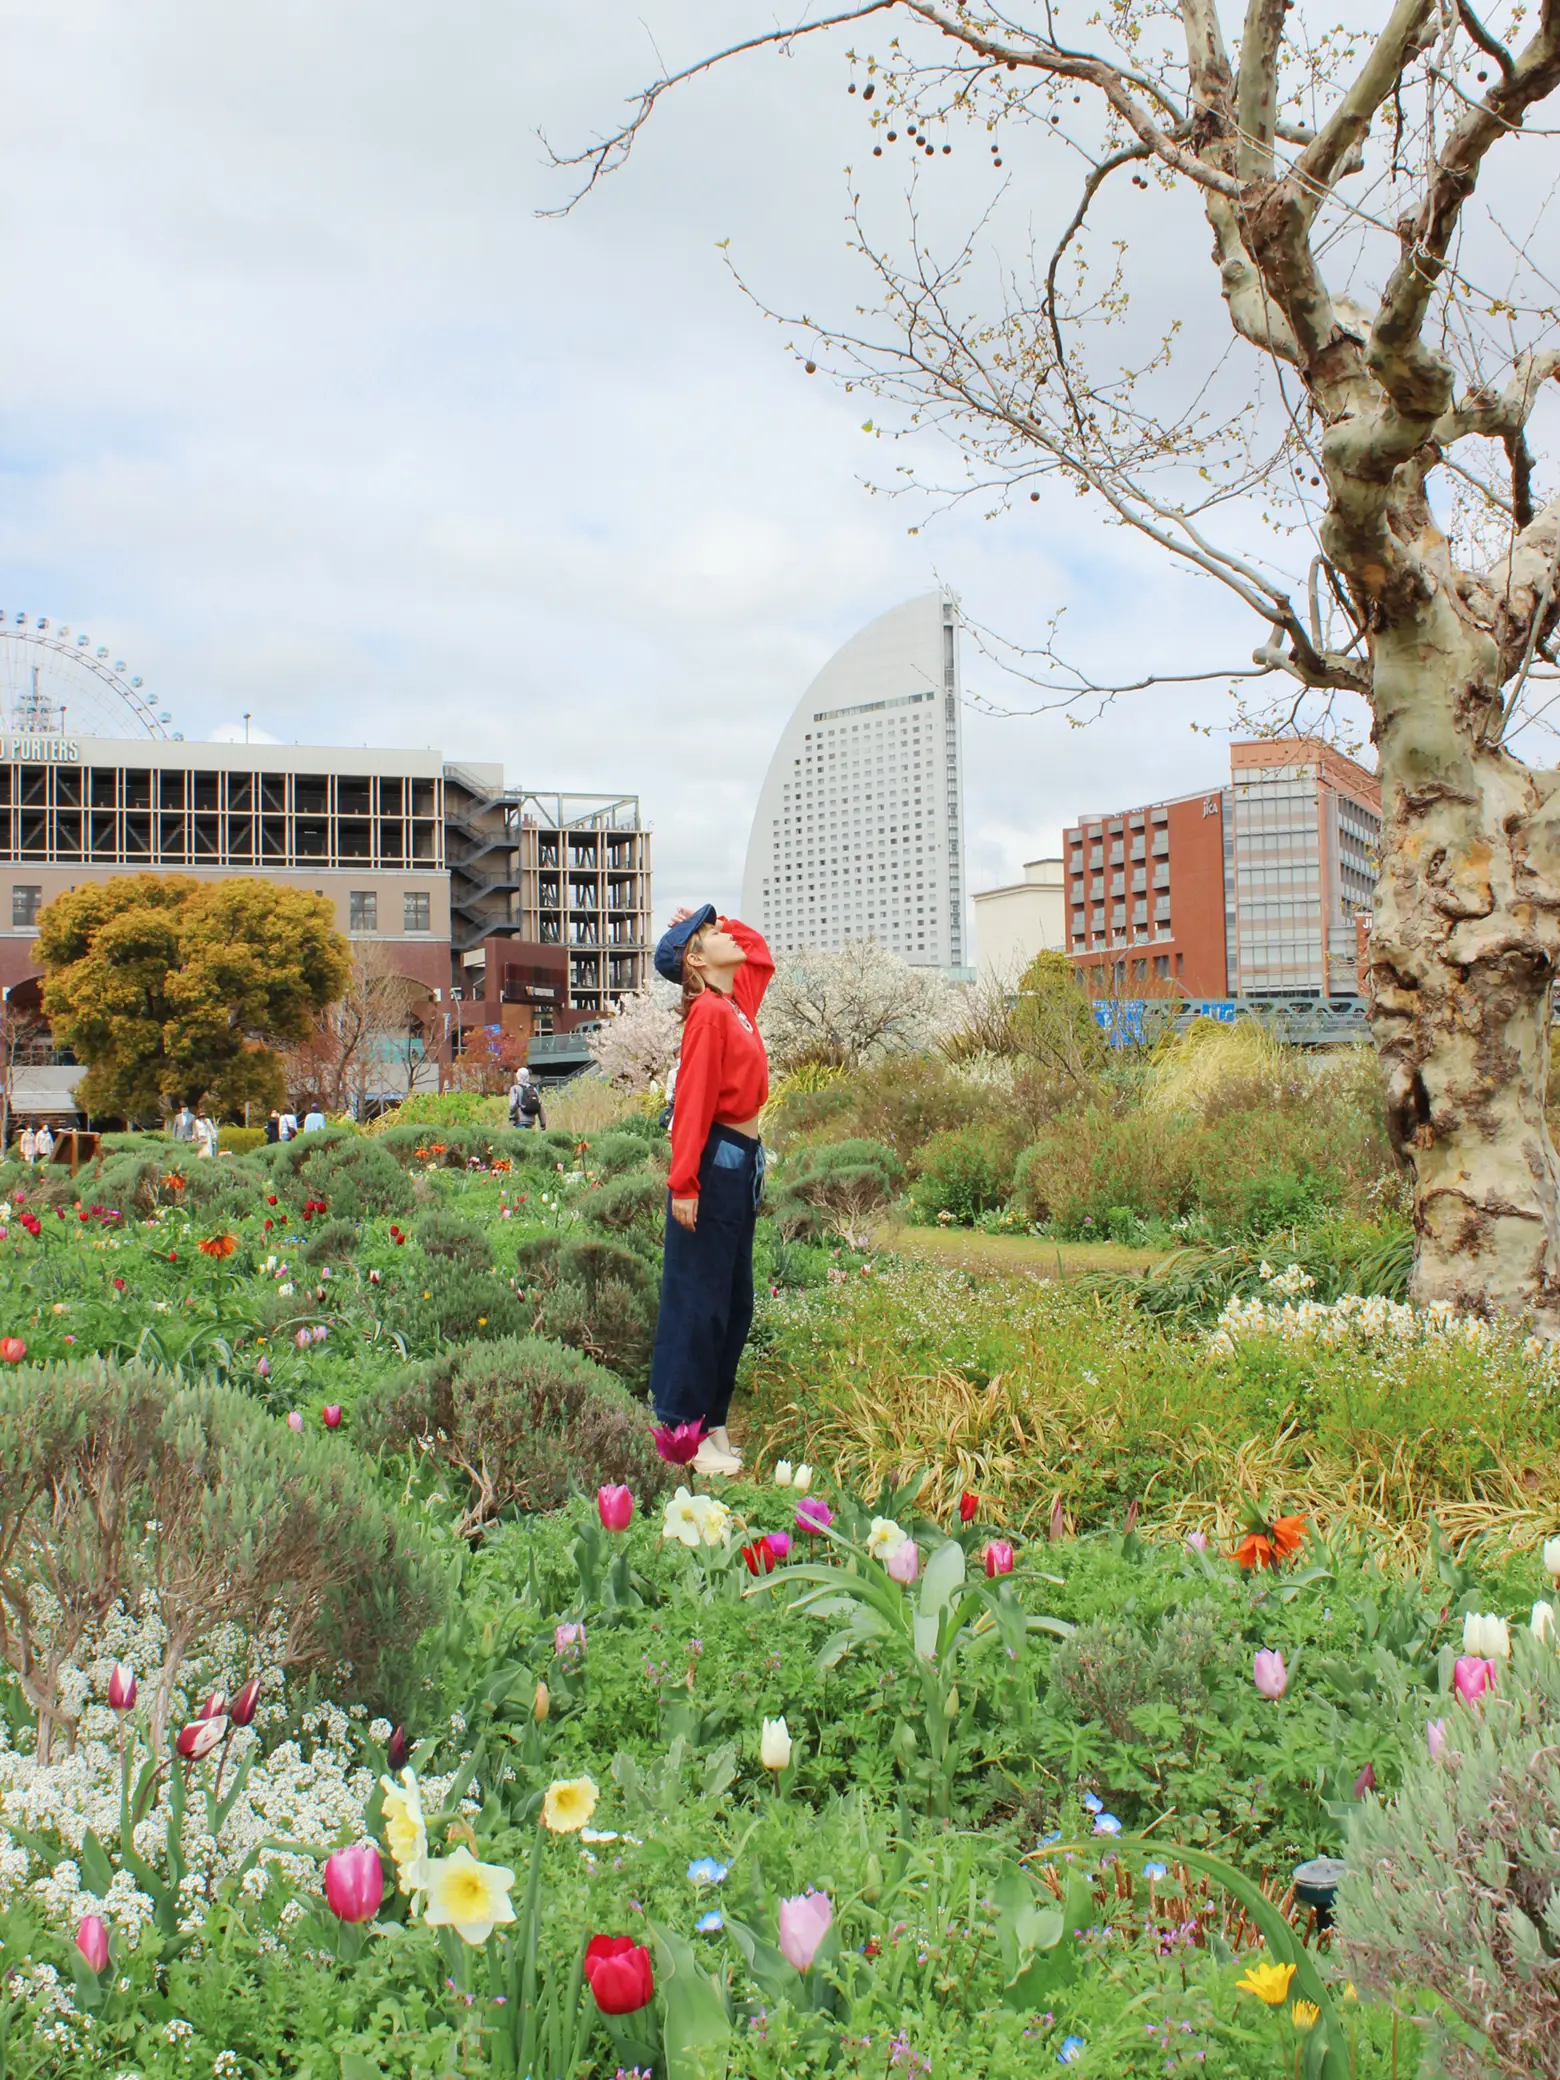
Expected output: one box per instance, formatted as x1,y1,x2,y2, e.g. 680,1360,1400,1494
171,1102,196,1143
648,905,774,1479
193,1110,218,1159
264,1108,281,1144
509,1067,546,1131
278,1103,298,1141
33,1122,54,1165
18,1125,36,1165
302,1099,327,1133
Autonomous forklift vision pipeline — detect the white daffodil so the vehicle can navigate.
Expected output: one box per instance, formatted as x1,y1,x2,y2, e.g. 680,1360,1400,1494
378,1768,429,1893
420,1847,517,1946
689,1492,733,1549
866,1517,908,1564
661,1487,703,1549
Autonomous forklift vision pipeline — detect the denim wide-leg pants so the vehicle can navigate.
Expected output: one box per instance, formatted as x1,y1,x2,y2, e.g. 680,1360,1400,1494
649,1125,764,1430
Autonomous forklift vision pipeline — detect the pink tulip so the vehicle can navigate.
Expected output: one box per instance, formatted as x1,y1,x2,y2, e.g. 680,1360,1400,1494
323,1842,384,1924
287,1410,304,1432
652,1421,704,1465
107,1662,137,1711
229,1677,262,1727
555,1621,586,1663
886,1538,920,1584
765,1531,792,1561
778,1890,833,1972
598,1484,634,1532
295,1328,312,1350
796,1496,834,1535
1253,1649,1287,1700
983,1539,1015,1579
175,1716,226,1760
322,1404,342,1429
75,1914,109,1974
1453,1655,1495,1704
1427,1718,1447,1761
255,1356,270,1379
1185,1531,1208,1553
196,1690,228,1721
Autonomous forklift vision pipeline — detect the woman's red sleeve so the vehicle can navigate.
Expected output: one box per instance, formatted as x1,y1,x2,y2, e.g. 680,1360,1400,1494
721,918,776,1020
668,999,723,1199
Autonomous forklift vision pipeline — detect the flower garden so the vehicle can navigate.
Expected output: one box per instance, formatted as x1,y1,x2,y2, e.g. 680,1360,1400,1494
0,1096,1557,2078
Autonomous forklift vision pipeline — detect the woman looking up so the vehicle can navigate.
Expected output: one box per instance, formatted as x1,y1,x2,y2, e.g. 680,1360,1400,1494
649,904,774,1478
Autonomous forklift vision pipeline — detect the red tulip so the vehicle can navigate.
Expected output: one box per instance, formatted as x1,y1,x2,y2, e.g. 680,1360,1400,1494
229,1677,262,1727
107,1662,137,1711
386,1723,411,1771
196,1689,228,1721
741,1538,776,1576
75,1914,109,1974
323,1842,384,1924
0,1337,26,1363
583,1934,655,2015
597,1483,634,1532
958,1492,979,1524
113,1277,126,1292
322,1405,343,1429
983,1539,1015,1578
263,1218,273,1231
267,1195,278,1206
176,1716,226,1760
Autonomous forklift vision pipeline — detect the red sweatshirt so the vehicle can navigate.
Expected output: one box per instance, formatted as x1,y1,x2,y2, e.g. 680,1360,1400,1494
668,917,775,1199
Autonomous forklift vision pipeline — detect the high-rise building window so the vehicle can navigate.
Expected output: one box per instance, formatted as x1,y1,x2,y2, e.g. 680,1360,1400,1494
404,890,430,932
11,885,41,928
349,891,378,933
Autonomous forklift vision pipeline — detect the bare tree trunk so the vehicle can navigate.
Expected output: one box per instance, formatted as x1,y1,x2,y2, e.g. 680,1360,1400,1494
1368,603,1560,1325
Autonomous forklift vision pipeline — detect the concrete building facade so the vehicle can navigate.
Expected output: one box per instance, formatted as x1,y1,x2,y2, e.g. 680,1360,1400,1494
971,857,1066,981
742,592,970,976
1064,738,1380,1001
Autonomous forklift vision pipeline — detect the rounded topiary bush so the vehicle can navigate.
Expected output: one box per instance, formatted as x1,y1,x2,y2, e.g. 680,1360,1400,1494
261,1133,410,1221
767,1137,905,1245
587,1169,666,1243
384,1257,531,1348
906,1121,1025,1225
512,1234,659,1382
580,1130,653,1180
414,1207,491,1274
358,1333,669,1533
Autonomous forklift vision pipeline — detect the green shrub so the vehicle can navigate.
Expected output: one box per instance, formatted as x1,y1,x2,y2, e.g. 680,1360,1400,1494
581,1129,653,1179
385,1257,530,1347
358,1333,668,1533
261,1133,411,1221
1337,1631,1560,2079
587,1169,667,1242
768,1138,906,1246
512,1234,659,1382
365,1090,507,1132
1045,1599,1236,1741
607,1110,669,1148
414,1207,490,1274
907,1120,1025,1224
300,1215,360,1265
0,1358,442,1751
1013,1107,1201,1231
219,1125,268,1156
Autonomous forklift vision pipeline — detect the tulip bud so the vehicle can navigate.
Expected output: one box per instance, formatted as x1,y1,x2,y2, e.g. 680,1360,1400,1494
958,1491,978,1524
1185,1530,1208,1553
197,1689,228,1721
323,1842,384,1925
945,1685,959,1721
554,1621,586,1664
1532,1599,1557,1644
322,1405,342,1429
534,1681,550,1723
597,1483,634,1532
791,1465,813,1492
1352,1761,1375,1798
176,1715,226,1760
886,1537,920,1584
983,1539,1015,1578
1452,1655,1495,1705
255,1356,271,1379
286,1410,304,1432
386,1724,411,1771
1545,1536,1560,1583
1426,1718,1447,1761
295,1328,312,1350
773,1460,794,1487
229,1677,262,1727
760,1715,792,1771
1462,1611,1511,1660
861,1852,883,1903
75,1914,110,1974
107,1662,137,1711
1252,1649,1287,1700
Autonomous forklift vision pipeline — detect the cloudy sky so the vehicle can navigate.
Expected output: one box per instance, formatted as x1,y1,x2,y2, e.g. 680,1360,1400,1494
2,0,1527,928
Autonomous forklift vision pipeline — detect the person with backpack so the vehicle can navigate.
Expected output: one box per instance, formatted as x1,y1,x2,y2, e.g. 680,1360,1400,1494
647,905,774,1479
509,1068,546,1130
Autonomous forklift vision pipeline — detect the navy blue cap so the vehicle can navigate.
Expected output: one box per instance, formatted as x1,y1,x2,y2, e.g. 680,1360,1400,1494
654,903,717,984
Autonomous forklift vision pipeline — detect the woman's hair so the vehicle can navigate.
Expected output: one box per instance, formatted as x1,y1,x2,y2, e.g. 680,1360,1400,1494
677,925,710,1024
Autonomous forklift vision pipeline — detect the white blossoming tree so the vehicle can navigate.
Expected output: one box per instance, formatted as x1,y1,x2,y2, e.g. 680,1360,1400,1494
584,984,683,1091
559,2,1560,1324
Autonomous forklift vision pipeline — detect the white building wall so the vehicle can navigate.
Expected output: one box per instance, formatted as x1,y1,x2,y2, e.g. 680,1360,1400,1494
972,858,1066,982
741,593,970,975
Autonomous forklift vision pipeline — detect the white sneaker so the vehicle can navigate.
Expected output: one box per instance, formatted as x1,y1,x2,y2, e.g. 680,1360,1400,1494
693,1438,741,1478
709,1425,743,1468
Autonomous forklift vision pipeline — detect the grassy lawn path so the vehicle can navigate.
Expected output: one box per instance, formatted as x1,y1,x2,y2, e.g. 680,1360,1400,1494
869,1219,1168,1279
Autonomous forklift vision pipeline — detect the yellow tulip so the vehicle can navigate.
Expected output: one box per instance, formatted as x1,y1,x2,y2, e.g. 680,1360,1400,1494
1291,2000,1319,2031
534,1681,550,1723
1236,1958,1297,2006
541,1775,599,1833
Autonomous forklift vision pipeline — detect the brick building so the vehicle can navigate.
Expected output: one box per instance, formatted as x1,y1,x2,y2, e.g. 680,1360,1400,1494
1065,738,1380,1001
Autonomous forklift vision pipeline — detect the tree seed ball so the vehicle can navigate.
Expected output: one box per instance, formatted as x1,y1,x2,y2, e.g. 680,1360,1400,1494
887,130,897,140
994,157,1003,166
1030,491,1040,502
863,83,875,100
942,145,951,154
805,361,817,374
848,82,856,93
873,145,883,156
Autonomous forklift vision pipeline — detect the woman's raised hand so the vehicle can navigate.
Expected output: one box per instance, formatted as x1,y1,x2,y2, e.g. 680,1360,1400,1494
667,906,696,928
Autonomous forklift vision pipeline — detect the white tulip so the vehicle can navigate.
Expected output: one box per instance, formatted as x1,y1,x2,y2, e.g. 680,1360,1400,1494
1532,1600,1557,1644
1544,1537,1560,1583
773,1461,794,1488
792,1465,813,1493
1462,1611,1511,1660
759,1716,792,1771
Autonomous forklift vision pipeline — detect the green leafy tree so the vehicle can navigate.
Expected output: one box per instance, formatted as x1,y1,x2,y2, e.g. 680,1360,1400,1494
35,873,350,1119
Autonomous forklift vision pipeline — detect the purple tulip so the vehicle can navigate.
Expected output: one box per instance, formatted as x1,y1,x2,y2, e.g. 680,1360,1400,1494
295,1328,312,1351
1427,1718,1447,1761
555,1621,586,1665
765,1531,792,1561
652,1421,704,1466
1253,1649,1287,1700
796,1496,834,1535
886,1538,920,1584
777,1889,833,1972
75,1915,109,1974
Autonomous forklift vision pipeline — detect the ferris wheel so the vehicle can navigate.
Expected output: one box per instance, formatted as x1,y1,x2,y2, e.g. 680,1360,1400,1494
0,612,173,739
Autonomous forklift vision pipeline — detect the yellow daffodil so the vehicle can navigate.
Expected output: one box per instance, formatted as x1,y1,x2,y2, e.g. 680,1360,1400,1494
1236,1958,1296,2006
661,1487,702,1549
689,1492,733,1549
541,1775,599,1833
866,1516,907,1563
420,1846,516,1946
1291,2000,1319,2031
378,1768,428,1892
